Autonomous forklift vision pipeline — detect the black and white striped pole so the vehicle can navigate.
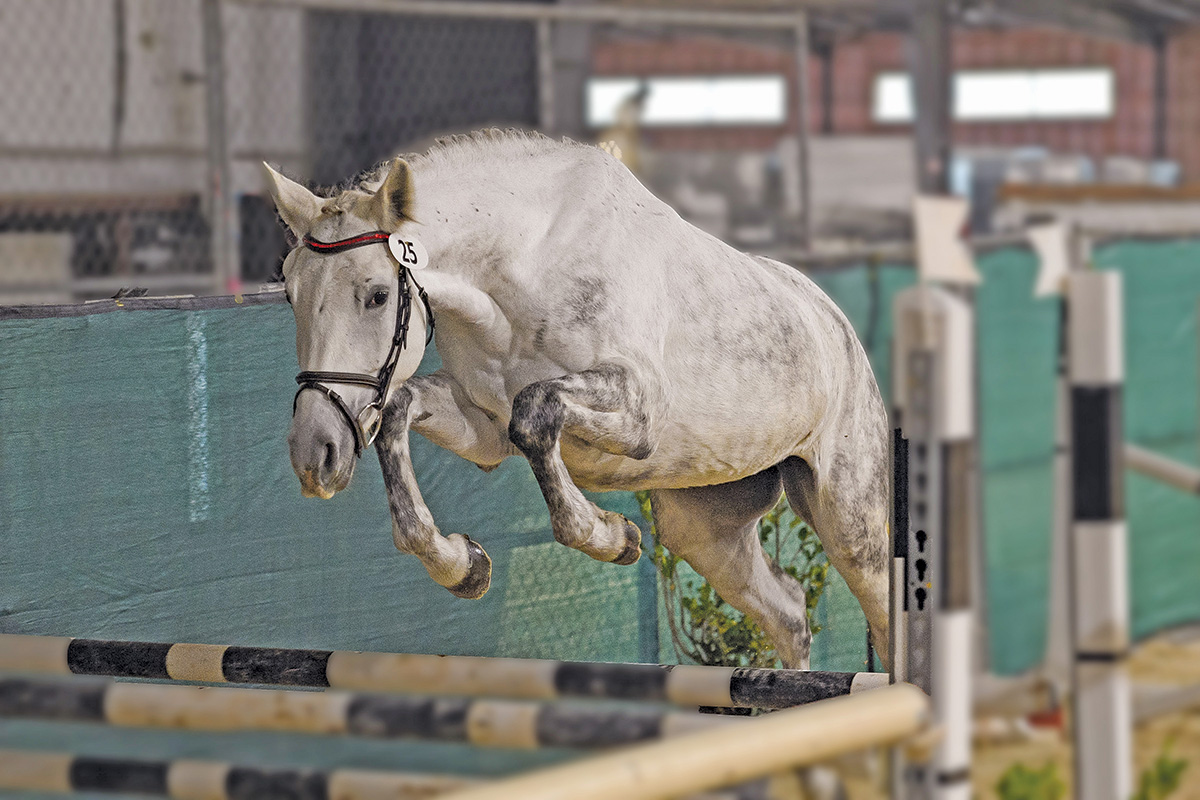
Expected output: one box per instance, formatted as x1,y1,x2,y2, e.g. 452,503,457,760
1031,223,1132,798
0,749,474,800
1066,268,1132,799
892,283,975,800
0,634,887,711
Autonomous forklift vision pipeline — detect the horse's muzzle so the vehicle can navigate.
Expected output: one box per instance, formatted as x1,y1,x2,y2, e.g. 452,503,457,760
289,408,357,499
298,468,338,499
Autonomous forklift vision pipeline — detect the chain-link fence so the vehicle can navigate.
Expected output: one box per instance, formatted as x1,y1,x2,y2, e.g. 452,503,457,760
0,0,823,303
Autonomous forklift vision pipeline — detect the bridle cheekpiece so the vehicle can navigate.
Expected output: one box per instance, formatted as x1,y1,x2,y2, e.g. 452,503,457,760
292,230,433,458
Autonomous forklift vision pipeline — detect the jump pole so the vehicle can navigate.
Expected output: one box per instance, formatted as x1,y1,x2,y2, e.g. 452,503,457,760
436,683,930,800
0,749,475,800
893,280,976,800
0,633,888,710
0,676,749,749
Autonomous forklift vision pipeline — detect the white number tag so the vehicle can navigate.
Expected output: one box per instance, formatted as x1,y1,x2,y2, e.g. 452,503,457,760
388,232,429,270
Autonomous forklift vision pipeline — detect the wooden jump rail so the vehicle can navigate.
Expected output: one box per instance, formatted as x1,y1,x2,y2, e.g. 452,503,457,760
0,748,475,800
0,684,927,800
0,677,930,800
436,684,931,800
0,749,765,800
0,633,889,710
0,675,751,749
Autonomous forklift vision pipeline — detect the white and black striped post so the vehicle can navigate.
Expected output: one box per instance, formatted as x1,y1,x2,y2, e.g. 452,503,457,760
893,285,975,800
1066,269,1131,799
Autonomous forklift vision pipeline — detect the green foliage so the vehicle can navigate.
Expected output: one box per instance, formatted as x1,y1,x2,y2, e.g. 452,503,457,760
996,762,1066,800
1132,741,1188,800
994,743,1189,800
635,490,829,668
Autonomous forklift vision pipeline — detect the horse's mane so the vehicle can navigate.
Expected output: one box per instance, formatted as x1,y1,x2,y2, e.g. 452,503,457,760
341,129,596,197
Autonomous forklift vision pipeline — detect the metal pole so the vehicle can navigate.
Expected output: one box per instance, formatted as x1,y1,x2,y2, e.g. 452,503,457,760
536,18,555,135
1125,443,1200,494
1153,29,1169,161
201,0,239,295
909,0,952,195
907,0,992,678
1046,225,1089,687
793,13,813,250
818,38,834,135
231,0,835,30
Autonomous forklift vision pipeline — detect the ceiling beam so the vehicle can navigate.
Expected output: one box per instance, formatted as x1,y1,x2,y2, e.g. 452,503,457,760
958,0,1149,41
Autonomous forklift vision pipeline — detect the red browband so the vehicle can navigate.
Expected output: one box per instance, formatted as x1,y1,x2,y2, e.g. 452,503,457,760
302,231,391,253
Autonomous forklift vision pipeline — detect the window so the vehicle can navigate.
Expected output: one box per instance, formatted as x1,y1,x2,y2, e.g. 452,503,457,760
872,68,1115,123
586,75,787,127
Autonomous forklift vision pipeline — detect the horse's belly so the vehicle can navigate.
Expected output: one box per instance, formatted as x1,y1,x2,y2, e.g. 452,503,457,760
560,416,804,492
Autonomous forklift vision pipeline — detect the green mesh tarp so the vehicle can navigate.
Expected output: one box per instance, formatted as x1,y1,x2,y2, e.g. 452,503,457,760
0,302,658,780
809,240,1200,675
2,239,1200,785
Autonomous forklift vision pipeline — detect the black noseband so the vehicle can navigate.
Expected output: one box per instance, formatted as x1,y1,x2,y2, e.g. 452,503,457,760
292,231,434,458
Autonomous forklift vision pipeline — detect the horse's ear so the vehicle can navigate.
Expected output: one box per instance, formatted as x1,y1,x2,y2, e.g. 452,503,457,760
261,162,321,237
369,157,416,228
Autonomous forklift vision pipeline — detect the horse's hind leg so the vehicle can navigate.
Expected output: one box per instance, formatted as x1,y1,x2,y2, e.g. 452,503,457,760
650,469,813,669
779,451,891,668
508,365,654,565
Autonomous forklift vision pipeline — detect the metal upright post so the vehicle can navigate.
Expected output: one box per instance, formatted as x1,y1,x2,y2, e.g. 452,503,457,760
793,13,812,250
1045,226,1088,688
907,0,991,672
909,0,952,196
202,0,239,295
1066,268,1131,800
893,286,974,800
536,18,556,135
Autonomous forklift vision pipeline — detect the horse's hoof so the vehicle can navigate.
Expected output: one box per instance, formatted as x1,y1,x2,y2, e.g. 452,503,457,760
448,537,492,599
611,517,642,565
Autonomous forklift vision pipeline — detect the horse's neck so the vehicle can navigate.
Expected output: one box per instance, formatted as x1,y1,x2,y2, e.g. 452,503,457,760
412,154,581,281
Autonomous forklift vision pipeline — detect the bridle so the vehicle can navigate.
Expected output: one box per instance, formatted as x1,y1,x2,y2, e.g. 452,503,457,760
292,230,434,458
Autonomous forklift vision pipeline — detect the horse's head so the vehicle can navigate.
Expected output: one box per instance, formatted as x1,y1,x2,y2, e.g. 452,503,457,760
263,159,430,499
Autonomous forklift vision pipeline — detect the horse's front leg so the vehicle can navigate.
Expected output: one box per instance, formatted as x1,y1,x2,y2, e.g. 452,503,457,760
376,379,506,599
508,365,656,565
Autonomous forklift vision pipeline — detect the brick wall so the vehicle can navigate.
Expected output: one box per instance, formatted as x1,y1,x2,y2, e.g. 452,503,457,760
1166,27,1200,180
591,34,816,151
592,25,1200,179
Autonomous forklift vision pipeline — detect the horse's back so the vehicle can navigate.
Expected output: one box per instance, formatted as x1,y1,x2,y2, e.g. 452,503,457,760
559,229,886,490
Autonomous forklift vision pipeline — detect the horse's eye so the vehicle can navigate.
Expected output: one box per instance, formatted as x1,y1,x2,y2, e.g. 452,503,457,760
367,290,389,309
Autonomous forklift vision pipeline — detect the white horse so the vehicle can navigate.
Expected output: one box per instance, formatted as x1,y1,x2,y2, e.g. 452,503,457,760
264,130,890,669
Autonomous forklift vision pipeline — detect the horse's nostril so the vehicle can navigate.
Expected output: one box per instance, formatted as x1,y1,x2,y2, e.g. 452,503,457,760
322,442,338,475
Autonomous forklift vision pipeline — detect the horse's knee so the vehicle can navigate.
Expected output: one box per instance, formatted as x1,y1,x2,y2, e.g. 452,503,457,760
508,382,563,455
